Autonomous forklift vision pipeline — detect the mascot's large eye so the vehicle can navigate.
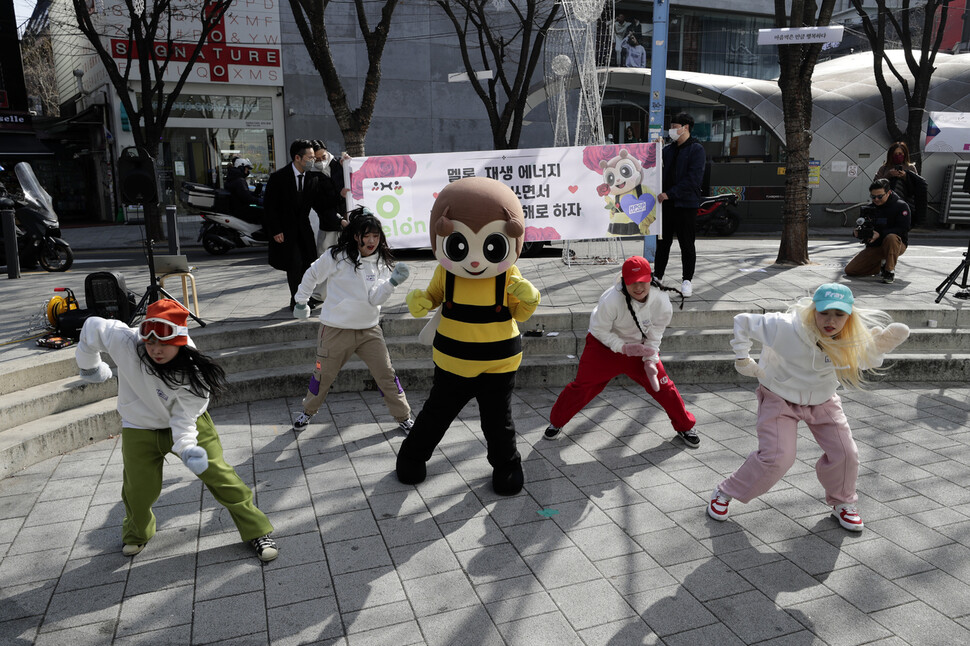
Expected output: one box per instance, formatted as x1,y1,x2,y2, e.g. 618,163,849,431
482,233,510,263
604,170,616,186
619,164,634,179
444,233,469,261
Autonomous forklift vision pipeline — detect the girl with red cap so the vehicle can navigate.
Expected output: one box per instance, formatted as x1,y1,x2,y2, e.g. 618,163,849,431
545,256,699,448
76,299,278,562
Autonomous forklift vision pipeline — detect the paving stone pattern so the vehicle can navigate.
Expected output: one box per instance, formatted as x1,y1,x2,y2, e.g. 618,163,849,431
2,381,970,645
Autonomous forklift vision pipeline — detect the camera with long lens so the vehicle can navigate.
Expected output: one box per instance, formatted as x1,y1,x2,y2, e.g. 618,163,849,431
855,207,875,243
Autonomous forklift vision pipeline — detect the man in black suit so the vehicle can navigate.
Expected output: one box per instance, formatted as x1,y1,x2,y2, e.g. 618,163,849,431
263,139,341,310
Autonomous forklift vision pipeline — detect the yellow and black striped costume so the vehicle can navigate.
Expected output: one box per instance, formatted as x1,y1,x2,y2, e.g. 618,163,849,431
425,264,538,377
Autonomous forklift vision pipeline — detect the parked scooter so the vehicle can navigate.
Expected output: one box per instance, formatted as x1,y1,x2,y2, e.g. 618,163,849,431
695,192,740,236
180,181,269,255
0,162,74,271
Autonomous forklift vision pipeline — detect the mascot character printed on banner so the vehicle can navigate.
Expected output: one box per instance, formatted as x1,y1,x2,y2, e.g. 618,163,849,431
589,145,659,237
397,177,541,495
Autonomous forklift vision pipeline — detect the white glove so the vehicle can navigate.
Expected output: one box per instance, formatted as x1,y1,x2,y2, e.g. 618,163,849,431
643,361,659,392
293,303,310,320
389,263,410,287
79,362,112,384
735,357,766,379
871,322,910,355
181,445,208,475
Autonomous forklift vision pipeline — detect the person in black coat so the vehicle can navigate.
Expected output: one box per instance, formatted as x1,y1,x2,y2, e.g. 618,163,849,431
224,158,258,221
263,139,341,310
656,112,706,298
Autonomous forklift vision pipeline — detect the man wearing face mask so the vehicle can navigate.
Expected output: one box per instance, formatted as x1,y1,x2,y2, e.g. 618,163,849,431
302,141,349,304
263,139,340,311
656,113,706,297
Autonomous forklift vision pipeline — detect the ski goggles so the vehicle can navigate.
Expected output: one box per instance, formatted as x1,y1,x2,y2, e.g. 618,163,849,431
138,318,188,341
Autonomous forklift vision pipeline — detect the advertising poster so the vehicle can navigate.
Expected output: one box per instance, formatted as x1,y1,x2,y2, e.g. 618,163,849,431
925,112,970,152
343,143,663,249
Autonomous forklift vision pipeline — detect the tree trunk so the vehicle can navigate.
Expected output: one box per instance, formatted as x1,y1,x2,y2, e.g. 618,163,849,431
776,88,812,265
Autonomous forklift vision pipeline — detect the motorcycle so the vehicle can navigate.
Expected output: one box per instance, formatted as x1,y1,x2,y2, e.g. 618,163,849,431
179,182,269,255
695,192,740,236
0,162,74,271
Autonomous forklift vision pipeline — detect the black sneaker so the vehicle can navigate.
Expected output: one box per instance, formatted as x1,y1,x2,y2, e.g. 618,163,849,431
398,418,414,434
882,271,894,284
293,412,314,430
251,534,278,562
678,428,700,449
543,424,562,440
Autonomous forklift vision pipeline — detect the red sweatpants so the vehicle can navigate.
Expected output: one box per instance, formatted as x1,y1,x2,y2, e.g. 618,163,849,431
550,333,695,432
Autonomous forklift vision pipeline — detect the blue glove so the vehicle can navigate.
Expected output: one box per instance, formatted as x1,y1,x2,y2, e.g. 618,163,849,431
181,445,208,475
293,303,310,320
389,262,410,287
79,362,112,384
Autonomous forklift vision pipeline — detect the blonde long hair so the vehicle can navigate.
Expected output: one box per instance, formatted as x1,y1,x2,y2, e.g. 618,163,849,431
792,298,892,389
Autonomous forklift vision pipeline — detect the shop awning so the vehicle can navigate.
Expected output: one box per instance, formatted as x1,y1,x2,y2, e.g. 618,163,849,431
0,132,54,157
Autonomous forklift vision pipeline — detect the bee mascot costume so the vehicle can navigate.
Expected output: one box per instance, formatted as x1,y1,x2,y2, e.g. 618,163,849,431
397,177,541,495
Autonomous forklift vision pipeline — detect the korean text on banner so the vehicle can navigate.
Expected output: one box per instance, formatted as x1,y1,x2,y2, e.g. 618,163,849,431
343,144,663,248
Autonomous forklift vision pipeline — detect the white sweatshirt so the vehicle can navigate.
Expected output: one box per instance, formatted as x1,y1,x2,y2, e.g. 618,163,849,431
589,282,672,363
75,318,208,457
295,252,397,329
731,311,886,406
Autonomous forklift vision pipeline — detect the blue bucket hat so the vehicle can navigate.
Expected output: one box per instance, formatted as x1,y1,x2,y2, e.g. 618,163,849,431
812,283,854,314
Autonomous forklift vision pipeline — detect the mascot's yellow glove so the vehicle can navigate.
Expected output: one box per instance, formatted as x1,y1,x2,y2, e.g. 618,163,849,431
506,275,540,306
406,289,433,318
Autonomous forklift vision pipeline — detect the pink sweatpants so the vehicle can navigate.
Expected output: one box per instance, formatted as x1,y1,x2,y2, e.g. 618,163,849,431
718,385,859,507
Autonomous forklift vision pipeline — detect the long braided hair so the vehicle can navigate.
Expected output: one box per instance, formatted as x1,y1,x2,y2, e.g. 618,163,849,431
651,277,685,310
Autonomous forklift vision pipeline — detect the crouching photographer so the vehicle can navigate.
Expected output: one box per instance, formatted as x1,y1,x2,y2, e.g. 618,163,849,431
844,179,911,284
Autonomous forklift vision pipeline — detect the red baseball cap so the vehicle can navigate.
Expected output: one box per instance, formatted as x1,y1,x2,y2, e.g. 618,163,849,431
622,256,653,285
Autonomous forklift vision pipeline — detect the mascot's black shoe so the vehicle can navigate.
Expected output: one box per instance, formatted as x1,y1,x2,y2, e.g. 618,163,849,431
492,459,524,496
396,451,427,485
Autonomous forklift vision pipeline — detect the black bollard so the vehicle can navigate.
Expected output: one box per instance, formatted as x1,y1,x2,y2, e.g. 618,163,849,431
1,197,19,279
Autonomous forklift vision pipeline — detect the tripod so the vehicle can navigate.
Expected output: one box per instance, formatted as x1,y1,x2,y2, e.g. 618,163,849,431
128,236,206,327
935,238,970,303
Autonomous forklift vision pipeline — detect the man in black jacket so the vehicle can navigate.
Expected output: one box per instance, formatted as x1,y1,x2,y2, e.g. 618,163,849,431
263,139,341,310
845,178,911,284
656,112,706,297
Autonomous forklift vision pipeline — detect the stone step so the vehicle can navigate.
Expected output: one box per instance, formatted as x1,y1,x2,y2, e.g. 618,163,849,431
3,351,968,478
2,327,968,433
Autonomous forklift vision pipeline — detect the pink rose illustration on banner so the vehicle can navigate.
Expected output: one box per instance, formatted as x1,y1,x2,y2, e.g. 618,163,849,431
582,144,656,172
350,155,418,199
525,226,561,242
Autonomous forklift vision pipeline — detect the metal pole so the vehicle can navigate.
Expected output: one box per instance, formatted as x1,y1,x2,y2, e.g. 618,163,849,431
165,204,180,255
1,197,19,279
644,0,669,262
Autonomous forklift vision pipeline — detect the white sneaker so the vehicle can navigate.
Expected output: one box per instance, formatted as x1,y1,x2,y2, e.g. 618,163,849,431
293,412,314,430
832,504,864,531
398,418,414,434
681,280,693,297
708,487,731,521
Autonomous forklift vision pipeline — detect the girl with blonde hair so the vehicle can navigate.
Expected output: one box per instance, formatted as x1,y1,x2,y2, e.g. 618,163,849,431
707,283,909,532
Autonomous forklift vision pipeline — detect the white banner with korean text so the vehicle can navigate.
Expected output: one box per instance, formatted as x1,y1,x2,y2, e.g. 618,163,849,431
343,144,663,249
925,112,970,152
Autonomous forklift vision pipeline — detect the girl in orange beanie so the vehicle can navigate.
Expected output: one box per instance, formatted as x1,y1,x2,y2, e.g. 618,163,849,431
76,299,278,562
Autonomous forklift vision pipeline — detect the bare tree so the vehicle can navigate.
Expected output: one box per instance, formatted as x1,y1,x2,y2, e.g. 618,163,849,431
774,0,836,265
432,0,561,150
71,0,235,239
849,0,951,171
22,32,59,117
288,0,400,157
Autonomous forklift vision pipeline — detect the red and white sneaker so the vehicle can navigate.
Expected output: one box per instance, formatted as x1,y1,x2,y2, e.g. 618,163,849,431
708,487,731,521
832,503,864,532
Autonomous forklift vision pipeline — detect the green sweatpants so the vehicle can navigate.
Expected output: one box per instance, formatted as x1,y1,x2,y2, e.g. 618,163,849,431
120,412,273,546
